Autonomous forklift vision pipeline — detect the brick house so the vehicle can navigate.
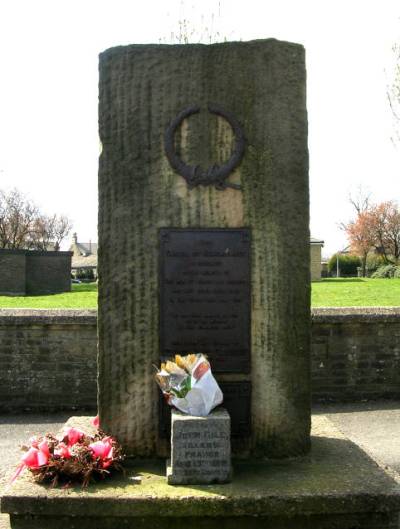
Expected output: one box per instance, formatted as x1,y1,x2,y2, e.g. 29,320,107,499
69,233,98,278
310,238,324,281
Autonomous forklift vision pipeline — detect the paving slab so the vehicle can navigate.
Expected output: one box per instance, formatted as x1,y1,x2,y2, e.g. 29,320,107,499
0,414,70,529
317,401,400,477
1,415,400,528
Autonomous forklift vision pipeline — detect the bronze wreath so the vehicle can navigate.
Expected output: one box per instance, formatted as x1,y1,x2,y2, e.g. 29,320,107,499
164,104,245,190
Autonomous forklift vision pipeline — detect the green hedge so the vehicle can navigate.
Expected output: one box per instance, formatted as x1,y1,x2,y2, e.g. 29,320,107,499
328,254,361,276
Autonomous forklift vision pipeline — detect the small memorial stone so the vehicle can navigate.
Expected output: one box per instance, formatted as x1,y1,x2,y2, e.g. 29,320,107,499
167,408,231,485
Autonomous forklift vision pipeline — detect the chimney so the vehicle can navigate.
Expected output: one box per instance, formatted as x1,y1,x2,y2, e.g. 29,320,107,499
72,232,78,244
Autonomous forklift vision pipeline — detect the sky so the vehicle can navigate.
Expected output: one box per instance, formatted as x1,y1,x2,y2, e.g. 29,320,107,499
0,0,399,257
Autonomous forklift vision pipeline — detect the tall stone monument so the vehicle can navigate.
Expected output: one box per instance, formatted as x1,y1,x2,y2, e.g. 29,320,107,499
3,39,400,529
98,39,310,458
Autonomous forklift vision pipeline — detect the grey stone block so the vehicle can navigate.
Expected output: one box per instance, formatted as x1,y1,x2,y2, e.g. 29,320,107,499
167,408,231,485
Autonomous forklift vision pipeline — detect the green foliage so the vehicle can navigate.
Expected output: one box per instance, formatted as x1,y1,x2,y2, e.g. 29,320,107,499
76,268,95,281
328,254,361,276
371,265,400,278
366,254,386,275
171,376,192,399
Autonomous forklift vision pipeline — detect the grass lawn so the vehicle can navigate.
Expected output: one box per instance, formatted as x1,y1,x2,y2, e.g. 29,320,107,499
312,278,400,307
0,278,399,309
0,283,98,309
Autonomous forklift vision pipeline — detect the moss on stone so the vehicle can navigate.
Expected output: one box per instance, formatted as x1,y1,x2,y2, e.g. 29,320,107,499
2,416,400,520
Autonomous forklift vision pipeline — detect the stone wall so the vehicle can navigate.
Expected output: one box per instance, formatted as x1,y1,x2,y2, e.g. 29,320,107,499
312,307,400,401
0,308,399,412
25,252,72,294
0,250,72,295
0,310,97,411
0,251,26,295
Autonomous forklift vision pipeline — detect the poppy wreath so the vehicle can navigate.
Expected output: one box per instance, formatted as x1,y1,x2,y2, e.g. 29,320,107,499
12,417,124,487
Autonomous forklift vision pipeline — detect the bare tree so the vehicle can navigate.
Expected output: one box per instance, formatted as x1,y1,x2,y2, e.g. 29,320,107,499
52,215,73,251
387,43,400,146
28,214,55,251
348,186,371,216
159,1,231,45
0,189,38,249
0,188,72,250
339,186,372,234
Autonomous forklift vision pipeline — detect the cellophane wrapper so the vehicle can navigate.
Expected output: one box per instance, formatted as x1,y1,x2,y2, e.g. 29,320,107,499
155,354,223,416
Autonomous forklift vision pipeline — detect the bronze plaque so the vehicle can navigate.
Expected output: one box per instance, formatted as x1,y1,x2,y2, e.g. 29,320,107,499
159,228,251,373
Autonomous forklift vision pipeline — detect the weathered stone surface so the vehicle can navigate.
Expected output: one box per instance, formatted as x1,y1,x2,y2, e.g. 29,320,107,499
168,408,231,485
2,416,400,528
98,39,310,458
6,513,399,529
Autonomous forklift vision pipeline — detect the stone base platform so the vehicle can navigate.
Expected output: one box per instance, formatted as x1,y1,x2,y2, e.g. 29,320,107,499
2,416,400,529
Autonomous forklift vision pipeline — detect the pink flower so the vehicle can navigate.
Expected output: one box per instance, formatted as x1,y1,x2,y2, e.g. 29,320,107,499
64,427,84,447
38,440,50,459
89,438,114,468
91,415,100,428
23,447,47,468
11,442,50,482
29,436,39,448
89,439,112,459
54,442,71,459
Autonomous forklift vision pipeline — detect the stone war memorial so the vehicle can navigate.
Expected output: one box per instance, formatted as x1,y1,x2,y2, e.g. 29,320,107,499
2,39,400,528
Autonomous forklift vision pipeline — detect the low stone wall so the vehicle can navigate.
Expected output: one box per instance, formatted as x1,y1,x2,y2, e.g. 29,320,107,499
0,310,97,411
0,308,399,411
312,307,400,401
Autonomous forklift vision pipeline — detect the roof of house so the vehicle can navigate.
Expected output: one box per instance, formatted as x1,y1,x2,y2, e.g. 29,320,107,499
310,237,324,245
73,241,98,256
71,253,98,269
69,234,98,269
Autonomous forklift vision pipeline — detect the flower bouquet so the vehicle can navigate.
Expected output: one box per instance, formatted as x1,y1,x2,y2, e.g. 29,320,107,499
12,418,124,487
155,353,223,416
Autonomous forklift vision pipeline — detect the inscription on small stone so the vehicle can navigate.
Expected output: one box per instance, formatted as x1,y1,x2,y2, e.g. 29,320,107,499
160,228,251,373
167,408,231,485
159,381,251,439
